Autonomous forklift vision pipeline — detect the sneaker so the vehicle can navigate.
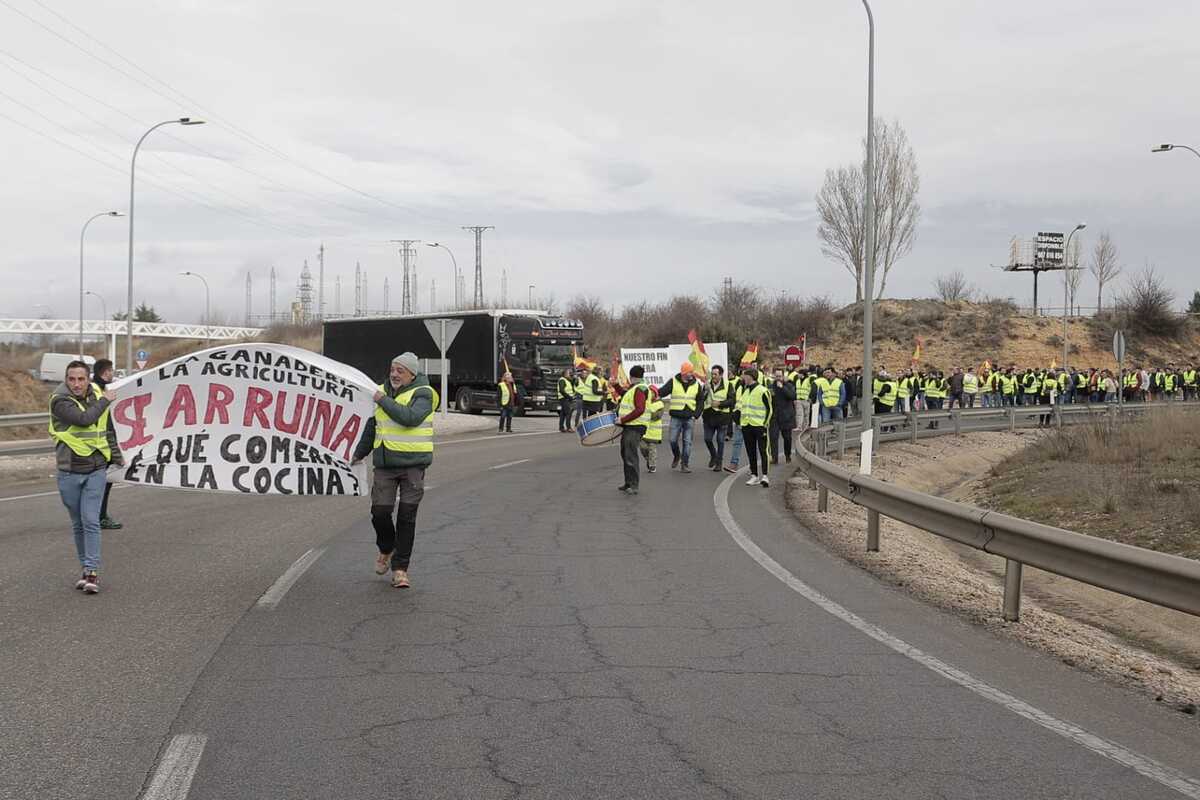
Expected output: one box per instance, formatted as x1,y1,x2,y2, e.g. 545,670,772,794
647,466,656,473
99,516,123,530
745,475,761,486
760,475,770,488
723,465,738,474
374,551,392,575
617,484,629,492
711,464,721,472
83,572,100,594
75,572,89,590
680,464,692,474
622,487,639,495
785,455,792,464
707,457,717,469
671,456,680,469
391,569,411,589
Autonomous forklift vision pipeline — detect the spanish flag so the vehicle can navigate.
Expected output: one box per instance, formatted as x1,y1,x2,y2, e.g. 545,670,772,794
610,356,629,401
1049,357,1057,370
572,344,596,371
687,329,710,377
911,337,923,366
739,341,759,367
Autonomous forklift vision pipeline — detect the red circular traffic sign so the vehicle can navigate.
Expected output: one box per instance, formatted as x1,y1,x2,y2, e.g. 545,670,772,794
784,345,803,366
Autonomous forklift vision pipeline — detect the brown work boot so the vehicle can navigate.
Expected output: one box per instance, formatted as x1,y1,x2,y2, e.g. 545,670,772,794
391,569,411,589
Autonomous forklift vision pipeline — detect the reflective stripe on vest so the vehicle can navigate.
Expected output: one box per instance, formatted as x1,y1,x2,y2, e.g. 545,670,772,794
373,382,439,453
668,378,700,413
619,384,651,428
47,384,111,460
738,384,771,427
558,377,576,399
963,374,978,393
498,381,512,406
1001,375,1017,395
707,378,729,409
816,377,842,408
578,377,602,403
798,375,813,401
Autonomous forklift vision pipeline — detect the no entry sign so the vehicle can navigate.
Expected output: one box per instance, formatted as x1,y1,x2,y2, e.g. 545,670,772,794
784,345,803,366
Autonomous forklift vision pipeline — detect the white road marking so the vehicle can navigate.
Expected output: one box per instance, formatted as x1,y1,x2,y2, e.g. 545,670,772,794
489,458,530,470
140,734,207,800
713,469,1200,799
439,430,559,446
0,490,59,503
256,547,326,609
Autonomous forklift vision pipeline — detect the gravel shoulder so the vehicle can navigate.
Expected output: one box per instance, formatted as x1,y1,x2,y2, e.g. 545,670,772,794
785,430,1200,717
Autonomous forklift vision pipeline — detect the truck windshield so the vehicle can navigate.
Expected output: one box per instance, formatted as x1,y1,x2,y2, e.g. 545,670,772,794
535,344,576,368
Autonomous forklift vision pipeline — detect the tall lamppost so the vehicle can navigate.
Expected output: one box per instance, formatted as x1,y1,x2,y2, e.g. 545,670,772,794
80,210,123,357
85,290,111,362
180,271,211,347
859,0,877,444
1062,223,1086,367
425,242,459,309
126,117,204,372
1151,143,1200,160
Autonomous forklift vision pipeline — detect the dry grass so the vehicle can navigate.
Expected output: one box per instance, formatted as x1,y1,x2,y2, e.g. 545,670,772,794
983,409,1200,560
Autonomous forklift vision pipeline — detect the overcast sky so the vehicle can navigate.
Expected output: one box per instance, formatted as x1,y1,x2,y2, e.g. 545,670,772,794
2,0,1198,328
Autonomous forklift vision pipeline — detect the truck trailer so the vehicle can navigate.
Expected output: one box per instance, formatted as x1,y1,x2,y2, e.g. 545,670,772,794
322,310,586,414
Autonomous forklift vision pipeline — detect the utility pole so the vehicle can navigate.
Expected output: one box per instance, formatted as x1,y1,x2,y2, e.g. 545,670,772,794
390,240,419,314
317,242,325,320
501,268,508,307
461,225,494,309
430,279,436,312
335,275,341,316
383,277,390,313
244,272,252,326
354,262,362,317
362,272,369,315
413,268,419,314
269,267,277,324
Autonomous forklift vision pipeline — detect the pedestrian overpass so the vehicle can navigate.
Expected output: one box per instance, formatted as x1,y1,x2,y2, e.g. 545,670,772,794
0,318,264,361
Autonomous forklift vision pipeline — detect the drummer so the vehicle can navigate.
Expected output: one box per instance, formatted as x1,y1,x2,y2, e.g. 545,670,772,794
616,365,650,496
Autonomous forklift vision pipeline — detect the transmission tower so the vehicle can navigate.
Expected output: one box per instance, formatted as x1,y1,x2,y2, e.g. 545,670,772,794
500,268,508,307
317,242,325,320
354,262,362,317
299,260,314,323
383,277,390,312
461,226,494,309
412,268,419,313
362,272,369,314
269,267,277,323
390,240,419,314
244,273,252,326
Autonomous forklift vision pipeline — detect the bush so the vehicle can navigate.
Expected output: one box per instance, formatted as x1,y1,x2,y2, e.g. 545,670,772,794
1115,266,1186,338
934,271,975,302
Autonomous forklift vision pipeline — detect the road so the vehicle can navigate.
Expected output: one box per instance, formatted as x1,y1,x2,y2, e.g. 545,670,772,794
1,417,1197,800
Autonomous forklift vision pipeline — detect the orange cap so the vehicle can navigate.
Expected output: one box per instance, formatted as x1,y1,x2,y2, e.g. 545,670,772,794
680,362,695,375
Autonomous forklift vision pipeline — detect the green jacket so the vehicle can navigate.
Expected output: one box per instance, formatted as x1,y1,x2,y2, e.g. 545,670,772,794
353,374,436,469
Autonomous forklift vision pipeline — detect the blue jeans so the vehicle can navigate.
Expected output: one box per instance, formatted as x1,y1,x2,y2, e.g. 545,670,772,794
58,469,106,572
729,425,744,466
703,419,726,465
668,416,694,465
820,405,844,423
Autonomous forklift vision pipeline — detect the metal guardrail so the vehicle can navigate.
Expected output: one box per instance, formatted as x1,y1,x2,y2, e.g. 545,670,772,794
794,402,1200,621
0,412,48,429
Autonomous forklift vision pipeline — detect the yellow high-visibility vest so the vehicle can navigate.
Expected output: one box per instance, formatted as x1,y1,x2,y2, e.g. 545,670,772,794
738,383,772,428
644,398,665,442
618,384,651,428
373,382,439,453
667,378,701,413
48,385,111,460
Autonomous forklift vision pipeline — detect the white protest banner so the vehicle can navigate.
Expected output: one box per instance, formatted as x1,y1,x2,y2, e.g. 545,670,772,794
620,344,730,388
108,344,373,496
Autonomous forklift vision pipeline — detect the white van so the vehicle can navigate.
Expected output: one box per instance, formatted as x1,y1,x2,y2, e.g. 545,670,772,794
39,353,96,383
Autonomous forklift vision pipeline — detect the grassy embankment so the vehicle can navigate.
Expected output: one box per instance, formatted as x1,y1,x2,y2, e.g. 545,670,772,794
982,408,1200,560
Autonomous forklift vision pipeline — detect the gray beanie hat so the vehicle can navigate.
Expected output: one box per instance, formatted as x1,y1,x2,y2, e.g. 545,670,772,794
391,352,420,375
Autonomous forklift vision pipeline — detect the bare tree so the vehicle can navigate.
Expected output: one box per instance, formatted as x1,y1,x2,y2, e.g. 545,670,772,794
1088,231,1121,312
933,271,974,303
1116,262,1183,337
1064,237,1084,315
816,118,921,301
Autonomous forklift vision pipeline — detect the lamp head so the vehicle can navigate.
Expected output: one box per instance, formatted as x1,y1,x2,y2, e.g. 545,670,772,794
179,118,205,126
108,211,124,217
425,242,440,248
1075,223,1087,232
1151,144,1174,153
179,271,192,276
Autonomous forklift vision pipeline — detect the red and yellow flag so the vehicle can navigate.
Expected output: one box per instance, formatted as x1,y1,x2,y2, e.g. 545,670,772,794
739,341,759,367
610,356,629,402
911,337,924,366
1049,357,1057,370
799,333,807,364
687,329,710,377
572,344,596,371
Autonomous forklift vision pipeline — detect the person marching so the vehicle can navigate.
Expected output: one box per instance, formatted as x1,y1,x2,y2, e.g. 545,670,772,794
92,358,123,531
640,384,665,473
724,367,746,474
556,367,576,433
578,366,605,418
497,371,517,434
702,365,734,471
737,367,773,487
768,365,797,465
616,365,651,495
656,361,704,473
50,360,122,594
353,352,438,590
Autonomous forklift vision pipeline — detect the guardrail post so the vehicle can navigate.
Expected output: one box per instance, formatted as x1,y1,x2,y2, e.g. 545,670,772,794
808,472,817,489
907,411,917,443
837,422,846,458
1055,403,1063,429
1003,559,1023,622
817,485,829,513
866,509,880,552
952,410,961,436
1008,407,1015,432
872,417,882,444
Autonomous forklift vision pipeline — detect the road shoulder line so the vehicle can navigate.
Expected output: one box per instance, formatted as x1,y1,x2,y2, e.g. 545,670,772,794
255,547,326,609
139,733,207,800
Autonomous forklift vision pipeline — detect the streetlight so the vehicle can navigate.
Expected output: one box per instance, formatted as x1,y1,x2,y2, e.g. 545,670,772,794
85,290,112,362
179,271,211,347
528,284,535,307
860,0,878,448
1062,223,1086,368
80,211,123,357
1151,143,1200,160
126,117,205,372
425,242,459,309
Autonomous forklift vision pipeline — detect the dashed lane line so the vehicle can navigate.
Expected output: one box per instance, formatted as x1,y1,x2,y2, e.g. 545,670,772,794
713,468,1200,800
255,547,326,609
489,458,531,470
139,734,207,800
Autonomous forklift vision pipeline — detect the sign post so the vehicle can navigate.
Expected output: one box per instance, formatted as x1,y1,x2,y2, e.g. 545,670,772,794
1113,330,1126,411
424,318,465,416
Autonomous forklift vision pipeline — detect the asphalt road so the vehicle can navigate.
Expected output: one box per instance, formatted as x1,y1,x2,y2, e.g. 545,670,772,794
1,417,1197,800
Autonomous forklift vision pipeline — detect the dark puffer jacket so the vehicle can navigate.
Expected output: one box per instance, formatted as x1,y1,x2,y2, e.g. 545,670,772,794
353,374,436,469
49,382,122,473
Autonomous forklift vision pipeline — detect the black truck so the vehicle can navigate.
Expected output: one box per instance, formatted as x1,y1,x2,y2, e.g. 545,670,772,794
322,310,586,414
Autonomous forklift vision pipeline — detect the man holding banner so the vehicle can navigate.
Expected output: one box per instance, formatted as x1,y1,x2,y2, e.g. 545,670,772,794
353,353,438,590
